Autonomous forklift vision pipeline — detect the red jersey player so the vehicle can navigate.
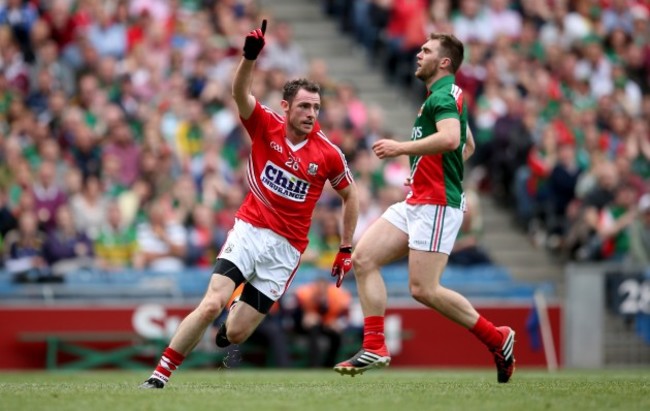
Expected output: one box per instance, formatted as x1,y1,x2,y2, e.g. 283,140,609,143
140,20,359,389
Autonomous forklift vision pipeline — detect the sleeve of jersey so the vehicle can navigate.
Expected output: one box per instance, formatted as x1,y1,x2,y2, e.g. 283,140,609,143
239,101,271,141
431,93,460,122
328,146,353,190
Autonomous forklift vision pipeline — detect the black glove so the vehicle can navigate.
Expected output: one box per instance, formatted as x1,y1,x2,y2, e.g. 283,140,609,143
243,19,267,60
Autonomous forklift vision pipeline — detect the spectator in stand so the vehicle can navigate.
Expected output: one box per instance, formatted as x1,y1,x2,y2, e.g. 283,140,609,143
1,36,30,94
31,160,67,232
602,0,635,35
94,201,138,271
0,187,16,238
25,69,54,116
452,0,494,44
336,82,367,135
629,193,650,266
133,197,187,272
353,184,382,245
259,20,306,77
449,184,493,266
545,140,583,251
70,124,102,179
563,159,620,260
171,173,198,226
583,183,639,261
30,39,76,98
486,0,522,41
185,203,225,268
88,3,127,59
214,185,244,233
42,204,94,276
69,174,108,240
103,120,140,188
381,0,428,83
293,277,352,368
2,210,50,283
0,0,38,62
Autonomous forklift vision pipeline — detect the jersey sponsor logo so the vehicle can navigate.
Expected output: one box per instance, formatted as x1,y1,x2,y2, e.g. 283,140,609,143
270,141,283,153
411,126,423,140
261,160,310,202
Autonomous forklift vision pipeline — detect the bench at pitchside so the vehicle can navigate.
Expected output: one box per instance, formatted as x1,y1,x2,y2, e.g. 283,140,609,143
19,331,227,371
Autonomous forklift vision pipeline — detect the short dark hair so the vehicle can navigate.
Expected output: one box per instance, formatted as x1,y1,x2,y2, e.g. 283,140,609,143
282,78,320,102
429,33,464,73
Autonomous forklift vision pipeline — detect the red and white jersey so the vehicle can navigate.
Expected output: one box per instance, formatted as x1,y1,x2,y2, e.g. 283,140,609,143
236,101,353,253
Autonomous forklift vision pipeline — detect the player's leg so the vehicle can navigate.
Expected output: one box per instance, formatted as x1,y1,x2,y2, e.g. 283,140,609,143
141,221,257,388
409,250,479,325
216,282,272,346
140,262,242,389
216,224,300,351
407,204,515,383
334,204,409,376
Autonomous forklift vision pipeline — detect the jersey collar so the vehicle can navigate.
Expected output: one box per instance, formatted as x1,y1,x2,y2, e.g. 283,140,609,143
428,74,455,93
285,121,321,151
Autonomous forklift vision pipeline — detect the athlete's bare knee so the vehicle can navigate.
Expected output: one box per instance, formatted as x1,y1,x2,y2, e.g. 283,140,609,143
196,298,226,322
352,248,375,276
409,282,438,307
226,325,250,345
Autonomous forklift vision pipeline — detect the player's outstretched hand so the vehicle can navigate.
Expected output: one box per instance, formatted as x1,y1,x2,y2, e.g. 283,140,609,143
243,19,267,60
331,246,353,288
372,139,403,159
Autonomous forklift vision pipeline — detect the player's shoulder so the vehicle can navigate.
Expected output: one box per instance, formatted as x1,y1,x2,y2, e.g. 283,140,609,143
430,83,460,98
259,103,285,124
311,129,343,154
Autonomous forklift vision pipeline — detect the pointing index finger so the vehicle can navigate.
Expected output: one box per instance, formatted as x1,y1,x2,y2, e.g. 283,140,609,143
261,19,267,35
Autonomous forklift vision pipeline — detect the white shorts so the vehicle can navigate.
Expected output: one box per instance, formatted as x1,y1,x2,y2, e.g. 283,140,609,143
218,219,301,301
382,201,463,254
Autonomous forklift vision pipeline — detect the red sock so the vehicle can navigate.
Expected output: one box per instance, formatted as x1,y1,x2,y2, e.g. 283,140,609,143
470,316,503,350
152,347,185,384
362,316,385,351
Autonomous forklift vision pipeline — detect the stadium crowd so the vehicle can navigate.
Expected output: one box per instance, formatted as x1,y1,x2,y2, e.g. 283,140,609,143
1,0,649,287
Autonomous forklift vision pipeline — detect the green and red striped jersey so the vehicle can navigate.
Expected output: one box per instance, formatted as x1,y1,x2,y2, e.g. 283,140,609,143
407,75,466,209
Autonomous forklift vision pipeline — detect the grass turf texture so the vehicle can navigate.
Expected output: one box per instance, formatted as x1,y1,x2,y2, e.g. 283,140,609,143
0,369,648,411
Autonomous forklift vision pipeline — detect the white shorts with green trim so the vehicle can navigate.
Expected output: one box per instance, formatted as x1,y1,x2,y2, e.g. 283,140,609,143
382,201,463,254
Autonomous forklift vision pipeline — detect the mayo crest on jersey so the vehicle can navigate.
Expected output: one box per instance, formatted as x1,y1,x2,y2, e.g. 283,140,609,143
237,101,352,252
407,75,466,209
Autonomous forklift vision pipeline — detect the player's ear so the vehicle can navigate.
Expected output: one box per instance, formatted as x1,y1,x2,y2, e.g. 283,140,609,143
440,57,451,70
280,99,289,112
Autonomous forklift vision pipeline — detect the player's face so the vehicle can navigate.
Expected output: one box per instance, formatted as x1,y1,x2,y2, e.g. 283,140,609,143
415,39,447,81
285,89,321,136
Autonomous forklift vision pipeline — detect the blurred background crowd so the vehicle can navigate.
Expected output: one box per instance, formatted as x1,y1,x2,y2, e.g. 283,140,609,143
0,0,649,289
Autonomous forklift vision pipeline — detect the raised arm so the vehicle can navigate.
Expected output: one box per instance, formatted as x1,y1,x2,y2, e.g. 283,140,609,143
232,20,267,120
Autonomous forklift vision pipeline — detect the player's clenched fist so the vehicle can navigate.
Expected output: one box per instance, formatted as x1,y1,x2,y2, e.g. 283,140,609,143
372,139,403,159
243,19,267,60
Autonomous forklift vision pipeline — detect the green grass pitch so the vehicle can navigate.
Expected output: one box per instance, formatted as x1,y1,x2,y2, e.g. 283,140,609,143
0,369,648,411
